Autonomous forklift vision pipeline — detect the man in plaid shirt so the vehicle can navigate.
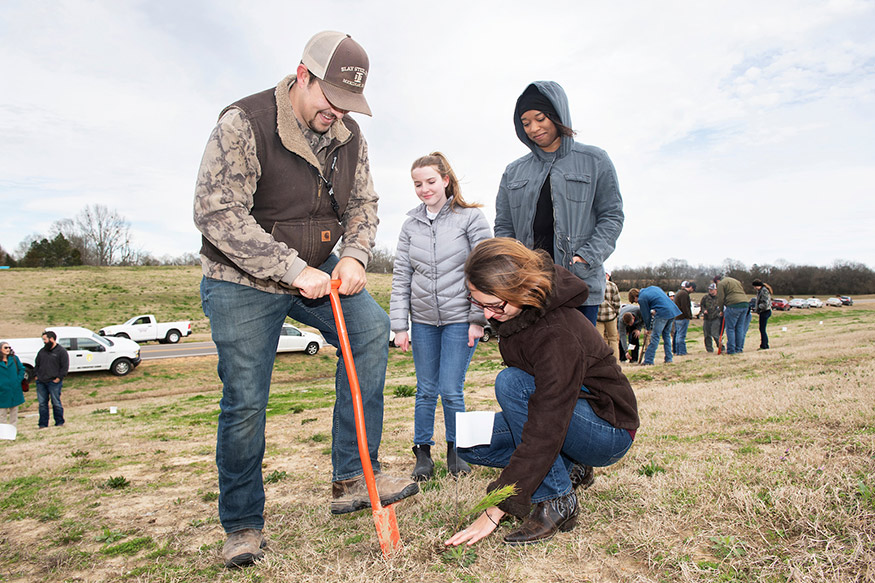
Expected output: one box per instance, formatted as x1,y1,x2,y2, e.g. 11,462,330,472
596,271,621,362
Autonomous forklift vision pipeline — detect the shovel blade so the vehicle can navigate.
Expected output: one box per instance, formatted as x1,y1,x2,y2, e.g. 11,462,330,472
372,504,401,557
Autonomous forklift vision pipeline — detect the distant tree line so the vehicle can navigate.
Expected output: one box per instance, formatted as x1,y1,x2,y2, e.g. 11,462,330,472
2,204,199,268
611,258,875,296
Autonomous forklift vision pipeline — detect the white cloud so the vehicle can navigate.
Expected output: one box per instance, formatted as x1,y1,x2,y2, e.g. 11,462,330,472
1,0,873,269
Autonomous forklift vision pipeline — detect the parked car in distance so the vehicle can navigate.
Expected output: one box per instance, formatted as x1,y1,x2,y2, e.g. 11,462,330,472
4,326,141,379
825,297,842,307
806,297,824,308
277,323,324,355
771,298,790,311
840,295,853,305
99,315,192,344
788,298,808,309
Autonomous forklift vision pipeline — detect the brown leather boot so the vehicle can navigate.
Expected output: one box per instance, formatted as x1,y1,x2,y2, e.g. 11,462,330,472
222,528,266,568
502,492,578,546
569,462,594,490
331,472,419,515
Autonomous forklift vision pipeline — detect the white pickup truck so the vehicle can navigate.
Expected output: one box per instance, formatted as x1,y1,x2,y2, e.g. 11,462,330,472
4,326,142,379
99,315,192,344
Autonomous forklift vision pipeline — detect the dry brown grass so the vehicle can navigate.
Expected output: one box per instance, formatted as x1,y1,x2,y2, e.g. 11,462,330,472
0,268,873,582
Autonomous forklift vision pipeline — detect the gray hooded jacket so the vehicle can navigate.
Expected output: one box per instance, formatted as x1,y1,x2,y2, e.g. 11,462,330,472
390,201,491,331
494,81,624,306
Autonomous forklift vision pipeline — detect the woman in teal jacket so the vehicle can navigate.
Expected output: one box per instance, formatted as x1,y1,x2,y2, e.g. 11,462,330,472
0,342,26,428
494,81,624,325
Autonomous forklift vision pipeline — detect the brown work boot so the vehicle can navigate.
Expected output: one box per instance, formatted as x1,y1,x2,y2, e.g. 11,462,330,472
569,462,595,491
503,492,578,546
331,472,419,515
222,528,265,568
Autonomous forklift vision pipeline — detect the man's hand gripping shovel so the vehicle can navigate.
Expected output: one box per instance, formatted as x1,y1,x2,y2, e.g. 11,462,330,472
329,280,402,558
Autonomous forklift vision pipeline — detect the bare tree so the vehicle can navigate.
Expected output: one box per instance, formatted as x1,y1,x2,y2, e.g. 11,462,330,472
74,204,134,266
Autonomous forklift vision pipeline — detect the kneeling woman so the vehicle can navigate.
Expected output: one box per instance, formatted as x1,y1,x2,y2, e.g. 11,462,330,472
446,238,639,547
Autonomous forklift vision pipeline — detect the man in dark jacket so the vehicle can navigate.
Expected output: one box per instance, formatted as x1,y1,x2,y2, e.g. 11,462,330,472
672,281,695,356
34,330,68,428
699,283,724,353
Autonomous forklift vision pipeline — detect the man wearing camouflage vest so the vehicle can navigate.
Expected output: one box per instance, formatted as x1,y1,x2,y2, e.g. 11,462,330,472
194,31,417,568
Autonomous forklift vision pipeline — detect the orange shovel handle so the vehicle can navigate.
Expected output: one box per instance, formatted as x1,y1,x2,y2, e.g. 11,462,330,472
328,280,382,512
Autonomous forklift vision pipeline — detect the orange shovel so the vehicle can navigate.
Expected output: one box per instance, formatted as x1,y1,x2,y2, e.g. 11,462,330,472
328,280,402,557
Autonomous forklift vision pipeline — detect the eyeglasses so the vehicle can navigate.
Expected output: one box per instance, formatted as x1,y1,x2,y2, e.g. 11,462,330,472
466,292,508,314
1,346,10,351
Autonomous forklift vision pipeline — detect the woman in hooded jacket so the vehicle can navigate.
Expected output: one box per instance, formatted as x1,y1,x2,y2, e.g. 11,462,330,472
494,81,624,326
445,238,638,548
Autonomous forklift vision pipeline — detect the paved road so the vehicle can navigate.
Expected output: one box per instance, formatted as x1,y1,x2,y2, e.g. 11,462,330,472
140,341,217,360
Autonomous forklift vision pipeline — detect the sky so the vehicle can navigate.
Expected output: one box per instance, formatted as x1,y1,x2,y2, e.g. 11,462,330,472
1,0,874,270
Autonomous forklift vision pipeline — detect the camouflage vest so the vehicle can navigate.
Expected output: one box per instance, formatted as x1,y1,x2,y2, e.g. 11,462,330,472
200,87,361,273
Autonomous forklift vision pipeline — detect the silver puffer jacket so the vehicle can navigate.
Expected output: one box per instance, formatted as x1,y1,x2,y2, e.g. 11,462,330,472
389,202,491,331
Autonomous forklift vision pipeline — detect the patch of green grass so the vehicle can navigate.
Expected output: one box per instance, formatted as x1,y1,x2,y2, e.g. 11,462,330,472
708,534,746,558
264,470,288,484
737,444,761,455
392,384,416,398
96,528,126,544
101,536,155,556
638,460,666,477
53,520,86,545
200,491,219,502
104,476,130,489
442,544,477,567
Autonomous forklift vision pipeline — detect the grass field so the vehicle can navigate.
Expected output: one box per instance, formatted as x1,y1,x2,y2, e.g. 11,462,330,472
0,267,873,582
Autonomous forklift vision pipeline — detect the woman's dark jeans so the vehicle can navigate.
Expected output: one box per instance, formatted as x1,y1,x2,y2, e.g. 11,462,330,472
758,309,771,349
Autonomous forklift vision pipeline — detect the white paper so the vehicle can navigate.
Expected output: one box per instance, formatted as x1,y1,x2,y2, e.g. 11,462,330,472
0,423,17,440
455,411,495,448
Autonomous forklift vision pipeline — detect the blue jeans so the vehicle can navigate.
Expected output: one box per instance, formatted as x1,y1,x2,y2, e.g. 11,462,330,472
758,310,771,349
643,316,674,364
458,368,632,502
200,255,390,533
410,322,477,446
36,379,64,427
578,305,599,326
672,319,689,355
724,306,752,354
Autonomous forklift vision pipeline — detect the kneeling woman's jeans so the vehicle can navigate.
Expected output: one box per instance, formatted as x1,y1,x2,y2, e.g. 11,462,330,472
458,367,633,503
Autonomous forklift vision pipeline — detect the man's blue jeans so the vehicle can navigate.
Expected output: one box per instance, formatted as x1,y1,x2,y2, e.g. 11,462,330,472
410,322,477,446
458,368,632,502
200,256,390,533
643,316,674,364
36,379,64,427
723,306,752,354
672,319,689,355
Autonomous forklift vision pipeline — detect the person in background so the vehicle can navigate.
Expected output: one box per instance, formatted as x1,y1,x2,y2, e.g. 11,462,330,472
389,152,492,481
446,238,638,547
752,279,773,350
596,271,621,362
672,281,696,356
193,31,417,567
0,342,26,429
699,283,724,353
637,286,681,365
494,81,624,325
715,275,751,354
34,331,68,428
618,304,644,362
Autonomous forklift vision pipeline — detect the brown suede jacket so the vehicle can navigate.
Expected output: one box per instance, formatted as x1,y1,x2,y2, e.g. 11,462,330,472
487,266,639,518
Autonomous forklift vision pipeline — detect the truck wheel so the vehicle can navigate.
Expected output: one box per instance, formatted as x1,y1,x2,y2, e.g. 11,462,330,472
111,358,133,376
481,329,491,343
305,342,320,356
115,333,130,339
165,329,181,344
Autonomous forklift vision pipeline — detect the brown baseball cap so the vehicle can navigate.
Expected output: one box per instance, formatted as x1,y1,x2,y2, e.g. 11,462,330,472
302,31,371,116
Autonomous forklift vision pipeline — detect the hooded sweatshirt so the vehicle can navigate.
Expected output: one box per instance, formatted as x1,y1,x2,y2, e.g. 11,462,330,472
494,81,624,306
486,266,639,517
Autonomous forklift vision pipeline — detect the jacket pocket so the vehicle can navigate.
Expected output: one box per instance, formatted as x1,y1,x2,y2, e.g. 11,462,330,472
506,179,529,208
271,218,343,268
563,173,592,202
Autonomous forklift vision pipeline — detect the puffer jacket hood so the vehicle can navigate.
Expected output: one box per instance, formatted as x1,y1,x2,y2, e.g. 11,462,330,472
513,81,573,162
